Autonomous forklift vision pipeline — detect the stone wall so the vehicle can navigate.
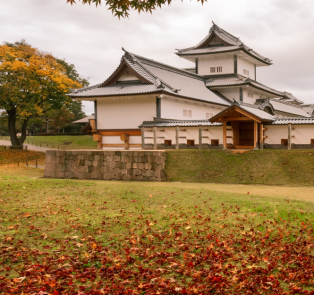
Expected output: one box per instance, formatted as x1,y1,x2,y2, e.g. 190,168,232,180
44,150,167,181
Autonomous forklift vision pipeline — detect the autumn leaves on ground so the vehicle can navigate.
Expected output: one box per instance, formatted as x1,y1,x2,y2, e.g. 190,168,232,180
0,151,314,294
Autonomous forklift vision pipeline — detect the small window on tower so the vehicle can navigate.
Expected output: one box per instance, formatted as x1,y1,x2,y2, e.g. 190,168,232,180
248,92,253,98
188,110,192,118
183,110,187,117
206,113,213,119
243,69,249,76
217,67,222,73
210,67,215,73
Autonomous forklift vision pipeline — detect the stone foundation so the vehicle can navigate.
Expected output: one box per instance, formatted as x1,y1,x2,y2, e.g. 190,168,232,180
44,150,167,181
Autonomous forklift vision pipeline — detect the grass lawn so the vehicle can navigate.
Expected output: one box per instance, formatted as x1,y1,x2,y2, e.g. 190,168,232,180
166,149,314,186
0,162,314,293
0,135,97,150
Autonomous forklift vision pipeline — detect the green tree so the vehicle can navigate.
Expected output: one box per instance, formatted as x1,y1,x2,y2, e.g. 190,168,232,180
66,0,206,18
0,41,82,146
50,108,75,133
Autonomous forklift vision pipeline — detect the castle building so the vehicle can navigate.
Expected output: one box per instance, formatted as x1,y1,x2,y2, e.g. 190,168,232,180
70,23,314,150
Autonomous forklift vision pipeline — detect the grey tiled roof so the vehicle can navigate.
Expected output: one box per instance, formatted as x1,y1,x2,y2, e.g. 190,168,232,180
72,115,94,124
177,23,272,65
269,118,314,125
69,50,231,106
238,102,276,121
269,99,311,117
206,75,283,97
280,91,304,104
139,120,222,128
70,83,160,98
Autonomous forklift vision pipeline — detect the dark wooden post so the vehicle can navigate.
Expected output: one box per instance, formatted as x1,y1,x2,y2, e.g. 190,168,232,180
141,127,145,150
223,121,227,149
153,127,157,150
288,123,291,150
175,125,179,149
198,125,202,149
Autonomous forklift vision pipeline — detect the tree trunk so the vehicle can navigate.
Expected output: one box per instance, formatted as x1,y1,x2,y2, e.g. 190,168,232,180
19,119,29,146
7,108,20,146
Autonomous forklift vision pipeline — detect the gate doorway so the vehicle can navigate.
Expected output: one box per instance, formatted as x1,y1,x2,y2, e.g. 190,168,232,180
239,122,254,146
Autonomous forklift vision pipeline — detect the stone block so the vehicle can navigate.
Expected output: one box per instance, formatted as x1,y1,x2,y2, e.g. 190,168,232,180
115,162,121,168
145,162,152,170
114,155,121,161
154,170,161,178
105,167,114,173
79,159,85,166
156,177,162,182
121,162,126,169
113,168,120,175
115,174,123,180
92,160,99,167
57,171,65,178
136,175,144,181
78,173,84,180
132,163,138,169
67,172,74,179
94,155,101,160
85,160,91,166
120,169,127,175
126,168,133,175
91,172,99,179
104,173,113,180
146,170,154,177
133,169,141,176
138,163,144,169
84,172,91,179
109,161,116,168
147,156,153,163
126,163,132,169
123,174,131,181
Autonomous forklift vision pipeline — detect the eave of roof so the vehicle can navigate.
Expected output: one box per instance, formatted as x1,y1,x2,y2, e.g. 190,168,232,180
139,120,222,128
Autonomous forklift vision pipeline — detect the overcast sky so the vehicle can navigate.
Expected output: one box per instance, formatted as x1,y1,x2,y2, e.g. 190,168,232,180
1,0,314,114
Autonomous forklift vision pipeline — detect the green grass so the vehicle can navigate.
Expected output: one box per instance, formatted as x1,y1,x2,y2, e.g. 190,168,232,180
165,149,314,186
23,135,97,149
0,167,314,293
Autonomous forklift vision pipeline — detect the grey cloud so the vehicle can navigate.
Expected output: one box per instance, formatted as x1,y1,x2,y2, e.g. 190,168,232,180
0,0,313,113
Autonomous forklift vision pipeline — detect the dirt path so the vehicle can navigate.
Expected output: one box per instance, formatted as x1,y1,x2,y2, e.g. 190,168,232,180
0,139,53,153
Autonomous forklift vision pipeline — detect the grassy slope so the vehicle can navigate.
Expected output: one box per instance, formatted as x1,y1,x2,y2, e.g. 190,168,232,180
24,135,97,149
165,149,314,186
0,167,314,293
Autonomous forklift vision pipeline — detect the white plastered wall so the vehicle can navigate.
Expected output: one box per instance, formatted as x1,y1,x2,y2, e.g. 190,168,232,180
237,57,255,80
160,97,225,120
291,125,313,145
242,89,256,104
198,56,234,76
97,96,156,129
265,125,288,144
102,135,141,150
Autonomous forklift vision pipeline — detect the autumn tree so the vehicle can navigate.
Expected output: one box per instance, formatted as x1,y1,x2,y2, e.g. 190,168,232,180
0,41,82,146
50,108,75,133
66,0,206,18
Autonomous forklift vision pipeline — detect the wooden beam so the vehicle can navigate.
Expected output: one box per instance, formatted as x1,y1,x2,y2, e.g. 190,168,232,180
141,127,145,150
253,121,258,149
199,125,202,149
219,117,254,122
153,126,157,150
98,130,141,136
223,121,227,149
288,123,291,150
175,125,179,149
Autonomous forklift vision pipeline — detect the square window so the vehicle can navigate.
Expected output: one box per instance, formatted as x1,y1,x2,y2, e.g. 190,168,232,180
281,139,288,146
183,110,187,117
210,67,215,73
188,110,192,118
206,113,213,119
164,140,172,146
217,66,222,73
187,140,195,146
211,139,219,146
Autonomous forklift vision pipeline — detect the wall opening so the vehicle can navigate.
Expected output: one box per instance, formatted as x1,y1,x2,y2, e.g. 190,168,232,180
211,139,219,146
164,140,172,146
187,140,195,146
281,139,288,146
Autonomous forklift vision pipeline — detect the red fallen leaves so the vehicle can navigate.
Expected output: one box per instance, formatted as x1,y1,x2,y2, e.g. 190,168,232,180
1,216,314,294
